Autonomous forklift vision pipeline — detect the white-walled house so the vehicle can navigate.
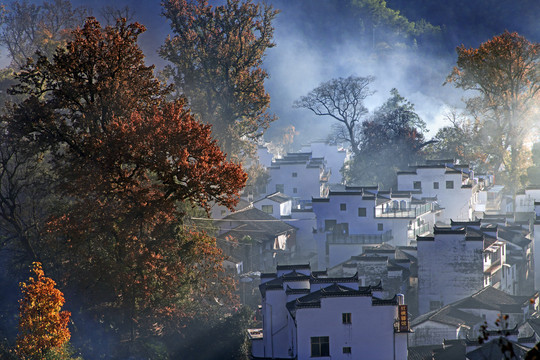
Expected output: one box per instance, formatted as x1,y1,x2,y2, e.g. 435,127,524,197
248,264,409,360
417,221,513,315
266,152,330,208
312,186,438,269
252,192,292,219
397,161,480,223
300,140,347,185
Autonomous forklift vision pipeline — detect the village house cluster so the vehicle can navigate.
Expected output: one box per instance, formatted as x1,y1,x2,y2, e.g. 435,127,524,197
207,141,540,360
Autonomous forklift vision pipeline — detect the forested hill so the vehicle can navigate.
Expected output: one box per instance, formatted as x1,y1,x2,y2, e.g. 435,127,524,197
386,0,540,49
269,0,539,55
262,0,540,143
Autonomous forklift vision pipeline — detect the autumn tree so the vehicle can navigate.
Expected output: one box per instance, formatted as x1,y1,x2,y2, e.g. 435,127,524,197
346,88,427,188
8,17,247,357
446,31,540,191
294,75,375,159
160,0,278,158
16,262,71,359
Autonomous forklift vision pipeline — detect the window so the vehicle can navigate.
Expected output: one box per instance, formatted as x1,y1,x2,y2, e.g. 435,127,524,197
446,180,454,189
343,347,351,354
430,300,442,311
325,219,337,231
293,188,298,194
413,181,421,190
292,172,298,178
340,203,347,211
276,184,284,193
433,182,439,189
261,205,273,214
311,336,329,357
377,223,383,231
358,208,367,217
342,313,351,324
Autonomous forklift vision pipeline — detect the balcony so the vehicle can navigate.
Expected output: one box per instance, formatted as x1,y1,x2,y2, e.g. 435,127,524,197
327,230,393,245
407,223,430,239
375,204,433,218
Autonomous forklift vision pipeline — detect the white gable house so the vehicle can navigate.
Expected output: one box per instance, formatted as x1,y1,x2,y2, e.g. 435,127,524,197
397,161,480,224
248,264,409,360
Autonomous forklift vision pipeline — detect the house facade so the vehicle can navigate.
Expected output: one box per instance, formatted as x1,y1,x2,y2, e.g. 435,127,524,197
248,264,409,360
417,221,513,315
397,161,480,224
266,152,330,208
312,186,437,269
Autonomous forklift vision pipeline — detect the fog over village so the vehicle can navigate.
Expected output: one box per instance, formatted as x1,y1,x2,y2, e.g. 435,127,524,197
0,0,539,359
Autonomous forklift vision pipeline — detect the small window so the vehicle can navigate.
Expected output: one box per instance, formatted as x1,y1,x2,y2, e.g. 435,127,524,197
342,313,351,324
292,172,298,178
446,180,454,189
311,336,330,357
430,300,442,311
377,223,383,231
358,208,367,217
325,219,337,231
261,205,273,214
220,209,227,216
343,347,351,354
276,184,284,193
340,203,347,211
293,188,298,194
433,182,439,189
413,181,421,189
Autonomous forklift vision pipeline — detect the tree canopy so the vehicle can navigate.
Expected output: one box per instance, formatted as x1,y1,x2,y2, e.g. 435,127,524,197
446,31,540,190
160,0,278,158
347,88,427,188
6,17,247,358
294,75,375,159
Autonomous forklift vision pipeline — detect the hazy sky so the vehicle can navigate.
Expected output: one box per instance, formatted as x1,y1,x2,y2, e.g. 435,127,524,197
8,0,540,147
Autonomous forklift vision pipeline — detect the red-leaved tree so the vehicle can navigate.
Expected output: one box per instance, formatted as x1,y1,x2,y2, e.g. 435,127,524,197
7,17,247,356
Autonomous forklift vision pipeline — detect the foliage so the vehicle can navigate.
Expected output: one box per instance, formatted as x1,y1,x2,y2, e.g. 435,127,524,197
7,17,247,357
160,0,278,158
294,75,375,159
171,306,255,360
526,143,540,186
16,262,71,360
423,109,488,170
351,0,440,49
446,31,540,191
9,17,171,145
346,88,427,188
0,0,87,69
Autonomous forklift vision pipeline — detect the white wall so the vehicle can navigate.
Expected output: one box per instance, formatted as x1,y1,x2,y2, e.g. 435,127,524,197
417,233,484,314
397,167,476,223
267,163,323,202
295,296,406,360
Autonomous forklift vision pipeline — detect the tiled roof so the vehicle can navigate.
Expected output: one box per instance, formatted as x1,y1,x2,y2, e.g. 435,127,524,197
411,305,483,328
466,339,531,360
265,192,292,204
286,283,383,317
218,207,295,237
455,286,529,312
